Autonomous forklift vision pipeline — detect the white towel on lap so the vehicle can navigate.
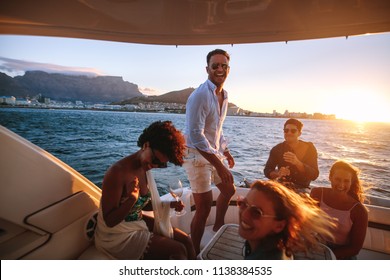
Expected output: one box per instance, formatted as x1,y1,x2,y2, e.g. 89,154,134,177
148,170,174,238
94,170,173,259
95,208,151,259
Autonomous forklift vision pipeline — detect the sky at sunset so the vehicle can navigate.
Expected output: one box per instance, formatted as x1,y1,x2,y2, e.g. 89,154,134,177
1,33,389,122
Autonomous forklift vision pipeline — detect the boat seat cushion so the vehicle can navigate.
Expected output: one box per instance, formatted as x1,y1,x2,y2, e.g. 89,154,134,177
25,191,97,234
0,218,49,259
364,204,390,255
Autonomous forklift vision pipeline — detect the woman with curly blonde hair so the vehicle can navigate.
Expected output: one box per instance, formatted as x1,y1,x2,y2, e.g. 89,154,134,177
310,160,368,259
238,180,334,259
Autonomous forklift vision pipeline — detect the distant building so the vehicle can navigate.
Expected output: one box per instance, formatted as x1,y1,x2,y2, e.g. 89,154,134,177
93,104,122,110
0,96,16,105
123,104,137,111
313,112,336,120
272,110,282,117
15,98,30,106
227,105,240,116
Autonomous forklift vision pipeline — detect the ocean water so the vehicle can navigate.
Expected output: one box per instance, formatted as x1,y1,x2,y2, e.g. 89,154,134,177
1,107,389,198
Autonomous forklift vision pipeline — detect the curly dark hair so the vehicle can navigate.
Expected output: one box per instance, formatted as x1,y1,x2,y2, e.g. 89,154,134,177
137,121,185,166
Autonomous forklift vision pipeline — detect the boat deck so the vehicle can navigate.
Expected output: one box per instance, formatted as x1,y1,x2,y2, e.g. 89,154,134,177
199,224,245,260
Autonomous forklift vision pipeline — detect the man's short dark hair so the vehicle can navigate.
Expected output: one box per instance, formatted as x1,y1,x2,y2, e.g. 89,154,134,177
284,118,303,132
207,49,230,65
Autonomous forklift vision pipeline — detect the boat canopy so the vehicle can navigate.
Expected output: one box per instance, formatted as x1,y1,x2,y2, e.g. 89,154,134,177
1,0,390,45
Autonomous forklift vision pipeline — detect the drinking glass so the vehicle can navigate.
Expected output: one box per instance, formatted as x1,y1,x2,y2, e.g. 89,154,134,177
168,178,186,216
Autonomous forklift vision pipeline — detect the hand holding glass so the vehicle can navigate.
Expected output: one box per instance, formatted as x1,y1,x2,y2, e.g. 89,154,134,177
168,178,186,216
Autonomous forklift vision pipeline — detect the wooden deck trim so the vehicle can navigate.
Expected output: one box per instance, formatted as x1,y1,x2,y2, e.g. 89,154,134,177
199,224,245,260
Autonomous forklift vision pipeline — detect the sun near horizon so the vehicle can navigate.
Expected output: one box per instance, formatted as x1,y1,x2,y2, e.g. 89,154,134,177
337,116,390,124
320,89,390,123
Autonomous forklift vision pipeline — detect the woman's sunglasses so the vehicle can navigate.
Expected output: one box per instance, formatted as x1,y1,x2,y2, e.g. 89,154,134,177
237,198,277,219
151,149,167,168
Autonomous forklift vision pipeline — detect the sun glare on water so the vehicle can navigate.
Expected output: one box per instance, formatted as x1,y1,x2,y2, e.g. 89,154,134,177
323,90,390,123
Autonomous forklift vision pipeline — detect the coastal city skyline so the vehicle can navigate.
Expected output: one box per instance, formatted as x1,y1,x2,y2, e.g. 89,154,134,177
0,94,336,120
1,33,389,123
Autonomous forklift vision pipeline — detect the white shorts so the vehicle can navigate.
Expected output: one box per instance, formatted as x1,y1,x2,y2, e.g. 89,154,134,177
182,147,225,193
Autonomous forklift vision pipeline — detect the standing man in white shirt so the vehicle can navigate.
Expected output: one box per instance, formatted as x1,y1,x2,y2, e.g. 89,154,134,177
183,49,236,254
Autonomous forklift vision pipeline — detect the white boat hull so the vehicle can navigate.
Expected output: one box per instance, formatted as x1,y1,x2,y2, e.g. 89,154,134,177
0,125,101,259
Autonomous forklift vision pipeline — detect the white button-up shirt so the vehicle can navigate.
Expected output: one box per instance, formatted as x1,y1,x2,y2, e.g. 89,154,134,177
184,79,228,156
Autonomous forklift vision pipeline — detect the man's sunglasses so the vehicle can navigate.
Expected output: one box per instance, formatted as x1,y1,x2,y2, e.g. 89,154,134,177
210,63,229,71
283,128,298,134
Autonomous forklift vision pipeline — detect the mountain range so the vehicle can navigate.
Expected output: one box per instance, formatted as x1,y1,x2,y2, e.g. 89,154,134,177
0,71,143,103
0,71,239,108
114,87,195,105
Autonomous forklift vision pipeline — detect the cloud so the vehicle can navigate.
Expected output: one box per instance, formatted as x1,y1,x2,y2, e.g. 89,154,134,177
138,87,161,95
0,57,105,77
